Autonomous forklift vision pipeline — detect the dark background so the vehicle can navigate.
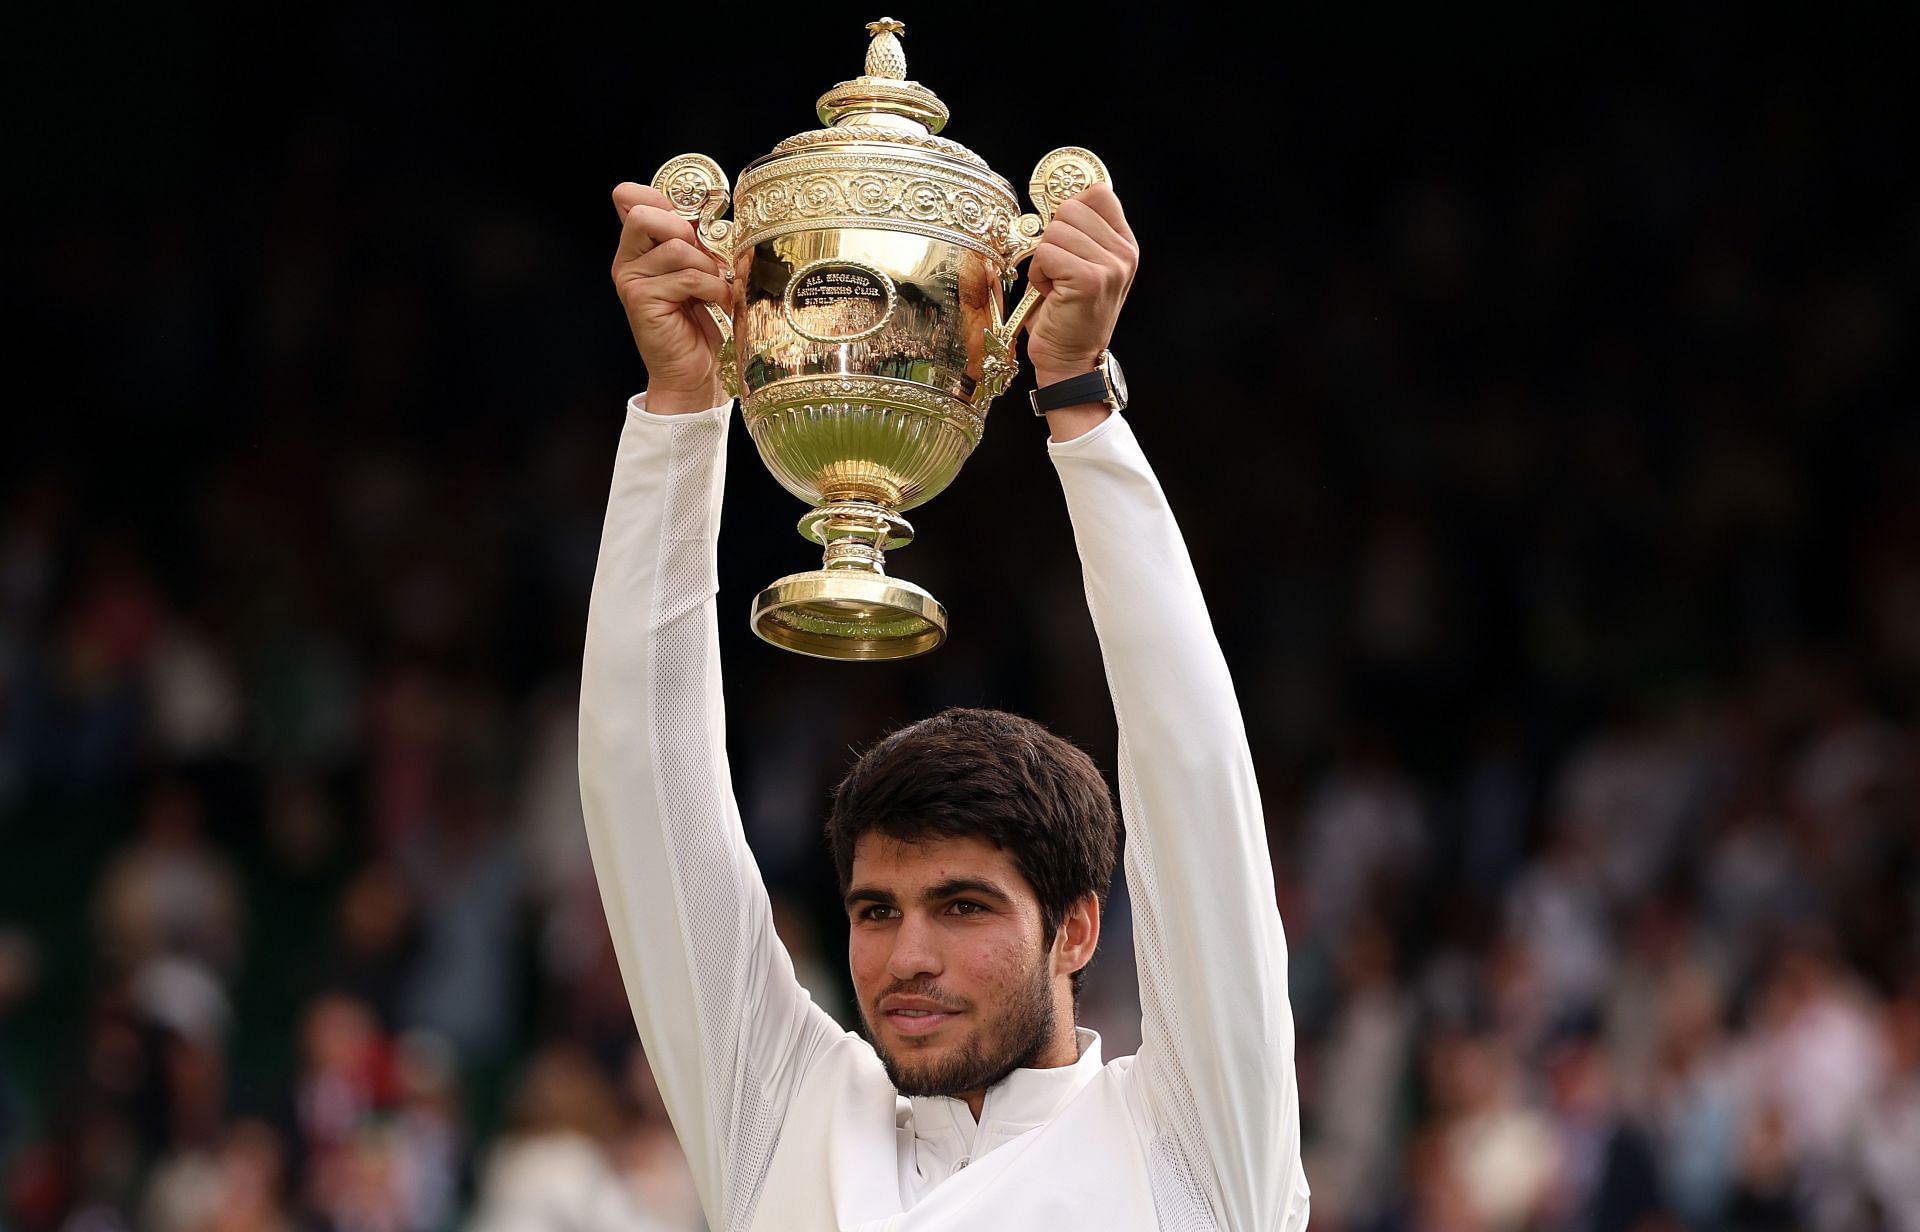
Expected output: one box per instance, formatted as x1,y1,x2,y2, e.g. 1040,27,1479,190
4,6,1916,1231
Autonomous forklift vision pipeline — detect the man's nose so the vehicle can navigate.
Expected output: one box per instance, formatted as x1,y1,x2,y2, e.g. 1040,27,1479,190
885,911,943,981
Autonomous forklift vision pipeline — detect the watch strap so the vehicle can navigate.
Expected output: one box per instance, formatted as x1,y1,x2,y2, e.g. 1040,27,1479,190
1029,367,1111,416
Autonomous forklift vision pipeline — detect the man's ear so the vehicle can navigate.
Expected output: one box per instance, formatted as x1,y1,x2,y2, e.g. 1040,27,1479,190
1052,892,1101,979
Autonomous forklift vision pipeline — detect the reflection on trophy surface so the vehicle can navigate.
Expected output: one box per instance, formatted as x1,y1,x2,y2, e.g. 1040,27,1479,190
652,17,1108,660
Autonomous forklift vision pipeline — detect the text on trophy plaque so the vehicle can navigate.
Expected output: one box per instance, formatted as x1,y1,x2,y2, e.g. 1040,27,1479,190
782,258,899,343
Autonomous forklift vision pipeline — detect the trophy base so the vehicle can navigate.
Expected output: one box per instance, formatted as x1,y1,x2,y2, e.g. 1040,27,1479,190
750,570,948,661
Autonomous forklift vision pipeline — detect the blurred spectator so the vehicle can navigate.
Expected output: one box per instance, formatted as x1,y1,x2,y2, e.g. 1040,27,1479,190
92,779,245,978
1702,787,1813,980
387,1032,465,1232
1504,825,1611,1034
1740,936,1890,1230
394,793,526,1065
143,1118,294,1232
144,617,244,763
1298,727,1429,945
468,1042,693,1232
515,689,590,926
769,893,846,1027
1417,1031,1559,1232
1855,984,1920,1232
615,1046,707,1231
0,928,38,1165
42,540,163,789
1538,1028,1667,1232
295,993,398,1165
292,999,471,1232
1302,916,1414,1230
1650,962,1744,1227
326,861,421,1030
1723,1102,1802,1232
1550,707,1706,909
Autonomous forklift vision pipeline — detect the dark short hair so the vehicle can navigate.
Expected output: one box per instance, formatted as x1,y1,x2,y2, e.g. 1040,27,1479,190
826,707,1119,1001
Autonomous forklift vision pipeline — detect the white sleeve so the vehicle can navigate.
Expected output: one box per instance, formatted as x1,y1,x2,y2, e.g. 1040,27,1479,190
1049,414,1309,1232
577,395,842,1231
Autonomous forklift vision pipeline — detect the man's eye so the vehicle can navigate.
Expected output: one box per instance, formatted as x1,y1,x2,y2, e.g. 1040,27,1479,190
948,900,986,916
858,905,897,921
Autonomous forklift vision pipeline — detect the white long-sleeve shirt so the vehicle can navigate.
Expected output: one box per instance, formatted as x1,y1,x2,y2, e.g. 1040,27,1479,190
579,396,1309,1232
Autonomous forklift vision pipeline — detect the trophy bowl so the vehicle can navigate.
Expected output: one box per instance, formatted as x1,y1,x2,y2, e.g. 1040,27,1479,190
652,18,1107,660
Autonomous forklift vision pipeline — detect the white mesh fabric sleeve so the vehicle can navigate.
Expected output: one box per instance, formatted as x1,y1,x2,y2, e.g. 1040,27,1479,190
1049,415,1308,1232
579,398,841,1231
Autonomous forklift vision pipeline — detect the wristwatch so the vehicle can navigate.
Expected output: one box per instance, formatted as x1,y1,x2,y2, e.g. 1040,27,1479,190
1030,350,1128,416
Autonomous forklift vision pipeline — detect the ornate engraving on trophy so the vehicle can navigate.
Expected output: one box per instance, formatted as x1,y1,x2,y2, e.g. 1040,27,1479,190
654,153,730,216
783,259,898,343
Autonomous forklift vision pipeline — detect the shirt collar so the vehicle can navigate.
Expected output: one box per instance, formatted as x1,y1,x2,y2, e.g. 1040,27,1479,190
908,1028,1104,1149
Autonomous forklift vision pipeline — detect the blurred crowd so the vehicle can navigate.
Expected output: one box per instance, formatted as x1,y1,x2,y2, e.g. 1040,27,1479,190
1284,675,1920,1232
6,10,1917,1232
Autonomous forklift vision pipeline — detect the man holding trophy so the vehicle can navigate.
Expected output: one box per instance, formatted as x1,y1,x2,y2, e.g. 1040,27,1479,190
579,18,1307,1232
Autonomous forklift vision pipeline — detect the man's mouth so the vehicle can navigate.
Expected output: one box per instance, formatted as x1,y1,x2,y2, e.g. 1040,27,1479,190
884,1007,959,1036
878,995,963,1037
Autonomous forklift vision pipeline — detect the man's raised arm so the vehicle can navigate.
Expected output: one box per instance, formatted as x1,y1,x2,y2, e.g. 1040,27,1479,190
1030,186,1308,1231
576,184,839,1231
1052,416,1306,1230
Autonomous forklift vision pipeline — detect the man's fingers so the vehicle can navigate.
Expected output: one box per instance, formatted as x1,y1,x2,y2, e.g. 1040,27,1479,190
668,269,732,308
1038,220,1116,271
633,237,724,280
1053,197,1137,271
612,182,674,220
1072,184,1136,246
690,302,724,353
621,267,731,310
615,204,698,265
1029,243,1100,295
1036,224,1127,297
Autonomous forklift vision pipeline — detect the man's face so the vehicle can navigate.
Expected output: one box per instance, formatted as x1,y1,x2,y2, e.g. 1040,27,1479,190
845,833,1057,1099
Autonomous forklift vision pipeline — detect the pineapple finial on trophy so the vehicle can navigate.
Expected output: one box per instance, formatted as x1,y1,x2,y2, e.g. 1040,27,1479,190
817,17,948,132
863,18,908,79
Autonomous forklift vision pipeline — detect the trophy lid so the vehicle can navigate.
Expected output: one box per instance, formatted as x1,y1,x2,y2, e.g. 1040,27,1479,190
753,18,1002,183
815,18,950,133
737,18,1021,260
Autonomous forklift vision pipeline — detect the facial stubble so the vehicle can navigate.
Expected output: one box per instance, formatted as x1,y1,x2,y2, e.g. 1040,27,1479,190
862,955,1057,1100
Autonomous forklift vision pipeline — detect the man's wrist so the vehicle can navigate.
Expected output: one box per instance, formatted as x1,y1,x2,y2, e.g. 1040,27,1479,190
1031,360,1100,390
1032,366,1106,411
1032,357,1115,441
1041,405,1112,443
645,379,726,416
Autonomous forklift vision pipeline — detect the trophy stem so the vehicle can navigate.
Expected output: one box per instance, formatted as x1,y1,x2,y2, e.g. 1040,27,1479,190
800,501,914,575
822,537,886,573
749,500,947,660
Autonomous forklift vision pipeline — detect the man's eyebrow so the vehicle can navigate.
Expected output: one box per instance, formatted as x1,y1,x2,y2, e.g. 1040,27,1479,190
844,885,896,909
843,878,1015,909
924,877,1014,905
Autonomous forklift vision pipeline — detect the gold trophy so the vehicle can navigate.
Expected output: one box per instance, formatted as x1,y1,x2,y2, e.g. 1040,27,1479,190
652,17,1108,660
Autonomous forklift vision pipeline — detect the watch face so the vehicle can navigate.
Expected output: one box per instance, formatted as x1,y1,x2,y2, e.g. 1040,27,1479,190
1104,352,1128,406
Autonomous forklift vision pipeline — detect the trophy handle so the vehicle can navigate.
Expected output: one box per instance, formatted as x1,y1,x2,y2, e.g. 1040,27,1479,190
976,147,1111,404
652,154,742,398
